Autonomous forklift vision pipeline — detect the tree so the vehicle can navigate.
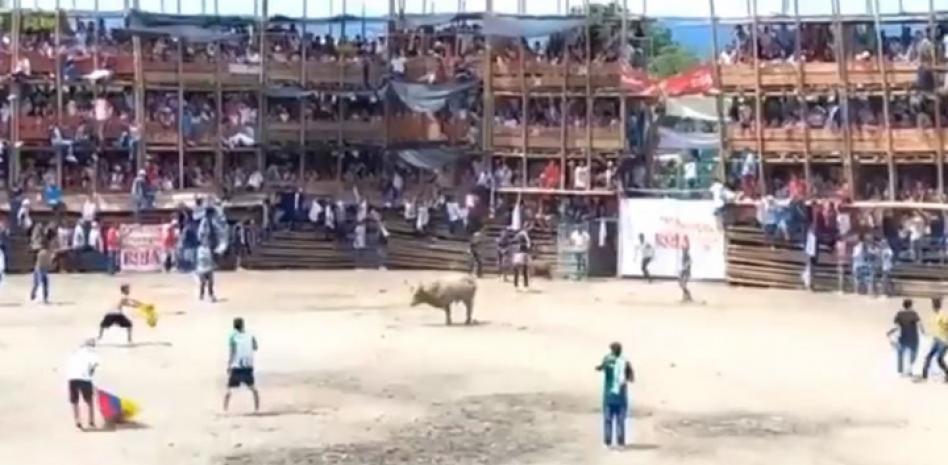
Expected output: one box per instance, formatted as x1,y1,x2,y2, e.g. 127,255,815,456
570,3,699,78
646,25,700,78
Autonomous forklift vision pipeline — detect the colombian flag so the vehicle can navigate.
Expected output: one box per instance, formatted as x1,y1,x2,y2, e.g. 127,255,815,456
96,390,140,423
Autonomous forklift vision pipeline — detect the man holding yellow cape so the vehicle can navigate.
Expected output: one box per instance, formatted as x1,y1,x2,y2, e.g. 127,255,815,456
98,284,147,344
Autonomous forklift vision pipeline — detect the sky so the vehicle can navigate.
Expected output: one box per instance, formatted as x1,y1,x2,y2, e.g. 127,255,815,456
18,0,948,19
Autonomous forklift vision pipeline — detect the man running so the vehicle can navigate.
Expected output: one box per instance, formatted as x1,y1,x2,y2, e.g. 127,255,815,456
887,299,923,376
595,342,634,448
679,236,693,303
66,338,100,429
224,317,260,412
919,297,948,382
98,283,141,344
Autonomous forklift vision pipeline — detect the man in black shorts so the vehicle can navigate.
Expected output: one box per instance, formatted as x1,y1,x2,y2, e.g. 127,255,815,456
224,317,260,412
66,338,100,429
98,283,142,344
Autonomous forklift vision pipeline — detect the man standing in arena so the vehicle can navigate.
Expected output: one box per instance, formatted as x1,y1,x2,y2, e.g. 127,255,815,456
66,338,100,429
224,317,260,412
196,242,218,302
595,342,634,448
888,299,923,376
679,236,693,303
919,298,948,382
31,238,55,304
635,233,654,283
98,283,142,344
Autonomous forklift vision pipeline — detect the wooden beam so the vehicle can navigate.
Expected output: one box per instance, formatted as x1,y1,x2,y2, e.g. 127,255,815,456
750,0,767,194
708,0,728,183
792,0,811,192
928,0,944,196
870,0,895,201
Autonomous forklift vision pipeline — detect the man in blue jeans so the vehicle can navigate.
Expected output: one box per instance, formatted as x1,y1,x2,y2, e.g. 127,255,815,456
595,342,634,448
31,243,55,304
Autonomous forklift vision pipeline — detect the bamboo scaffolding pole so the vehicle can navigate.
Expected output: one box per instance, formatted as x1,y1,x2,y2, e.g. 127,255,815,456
559,42,568,189
10,0,20,187
584,0,593,192
519,38,527,189
708,0,728,182
871,0,895,201
750,0,767,194
257,0,268,179
792,0,811,190
928,0,944,195
55,6,63,189
132,35,144,170
215,40,223,186
300,6,308,183
832,0,855,198
619,0,628,173
176,38,184,189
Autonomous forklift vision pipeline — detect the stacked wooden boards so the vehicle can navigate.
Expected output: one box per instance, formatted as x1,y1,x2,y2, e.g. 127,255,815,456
726,225,948,297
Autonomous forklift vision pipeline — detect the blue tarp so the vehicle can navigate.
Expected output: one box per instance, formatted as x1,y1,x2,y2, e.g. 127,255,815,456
388,79,478,114
118,25,241,42
127,10,254,28
481,15,586,38
396,148,468,171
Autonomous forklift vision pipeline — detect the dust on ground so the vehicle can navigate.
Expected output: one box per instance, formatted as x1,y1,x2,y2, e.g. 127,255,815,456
0,270,946,465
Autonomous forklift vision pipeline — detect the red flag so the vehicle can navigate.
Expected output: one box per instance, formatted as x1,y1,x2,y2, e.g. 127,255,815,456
620,62,657,96
659,65,714,97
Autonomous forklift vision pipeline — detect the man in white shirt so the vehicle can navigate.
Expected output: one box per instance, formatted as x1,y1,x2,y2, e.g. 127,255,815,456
81,195,97,225
636,233,655,283
224,317,259,412
570,227,591,276
247,169,264,191
66,338,100,429
683,154,698,190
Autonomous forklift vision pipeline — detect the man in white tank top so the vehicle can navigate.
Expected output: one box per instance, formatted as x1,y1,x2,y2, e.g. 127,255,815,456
223,317,259,412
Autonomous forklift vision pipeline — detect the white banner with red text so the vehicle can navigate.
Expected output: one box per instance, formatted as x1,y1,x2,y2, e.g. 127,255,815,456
618,198,726,280
119,224,164,272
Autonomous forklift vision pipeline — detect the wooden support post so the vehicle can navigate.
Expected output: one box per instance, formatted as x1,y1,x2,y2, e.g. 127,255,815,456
750,0,767,195
792,0,811,191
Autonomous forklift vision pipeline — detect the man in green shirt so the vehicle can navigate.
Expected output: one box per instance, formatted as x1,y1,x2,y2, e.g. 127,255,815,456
595,342,634,448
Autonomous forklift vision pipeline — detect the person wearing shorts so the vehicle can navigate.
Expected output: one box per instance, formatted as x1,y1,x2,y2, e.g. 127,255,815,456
224,317,259,412
98,283,141,344
66,338,100,429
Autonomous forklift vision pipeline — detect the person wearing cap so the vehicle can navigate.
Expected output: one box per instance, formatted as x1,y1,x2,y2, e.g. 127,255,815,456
595,342,634,448
66,339,100,429
223,317,259,412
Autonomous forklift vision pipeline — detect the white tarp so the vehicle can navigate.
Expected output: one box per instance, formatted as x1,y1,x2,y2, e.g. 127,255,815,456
619,198,726,280
665,96,717,122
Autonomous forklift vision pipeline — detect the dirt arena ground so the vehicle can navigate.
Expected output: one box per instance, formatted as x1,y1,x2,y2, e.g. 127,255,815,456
1,270,947,465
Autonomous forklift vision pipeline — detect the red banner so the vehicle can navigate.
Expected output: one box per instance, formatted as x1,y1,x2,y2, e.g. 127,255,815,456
659,65,714,97
621,63,715,97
